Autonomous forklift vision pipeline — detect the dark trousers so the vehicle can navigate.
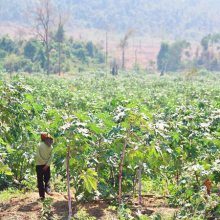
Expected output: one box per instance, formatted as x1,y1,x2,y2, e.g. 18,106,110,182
36,165,50,198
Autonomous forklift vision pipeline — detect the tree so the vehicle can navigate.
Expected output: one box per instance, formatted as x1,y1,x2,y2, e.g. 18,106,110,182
198,33,220,71
157,41,190,74
55,15,65,76
119,30,133,69
0,36,17,53
35,48,46,70
3,54,21,75
0,49,7,59
201,34,212,51
24,40,38,61
157,43,169,75
32,0,55,75
111,59,118,76
86,41,95,57
75,48,87,64
168,41,190,71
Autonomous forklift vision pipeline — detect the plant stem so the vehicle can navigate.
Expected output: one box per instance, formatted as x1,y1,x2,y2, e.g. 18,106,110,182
138,162,142,206
118,140,127,204
67,145,72,219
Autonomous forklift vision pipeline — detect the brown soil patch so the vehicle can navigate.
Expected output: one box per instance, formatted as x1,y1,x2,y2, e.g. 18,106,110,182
0,192,177,220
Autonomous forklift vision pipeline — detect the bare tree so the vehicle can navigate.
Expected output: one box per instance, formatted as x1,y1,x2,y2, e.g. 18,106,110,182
119,30,134,69
32,0,55,75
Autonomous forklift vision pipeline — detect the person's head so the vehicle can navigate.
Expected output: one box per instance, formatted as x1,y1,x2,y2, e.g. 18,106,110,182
41,133,53,147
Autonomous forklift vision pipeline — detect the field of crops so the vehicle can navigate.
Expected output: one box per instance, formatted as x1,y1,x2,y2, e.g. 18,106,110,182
0,71,220,219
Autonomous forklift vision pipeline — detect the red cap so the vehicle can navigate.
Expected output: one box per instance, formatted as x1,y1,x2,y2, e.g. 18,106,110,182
41,133,53,141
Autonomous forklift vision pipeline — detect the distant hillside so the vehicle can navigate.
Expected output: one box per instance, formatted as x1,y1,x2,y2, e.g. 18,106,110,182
1,0,220,39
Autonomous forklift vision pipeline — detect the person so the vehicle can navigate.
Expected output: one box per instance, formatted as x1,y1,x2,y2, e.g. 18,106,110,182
36,133,53,200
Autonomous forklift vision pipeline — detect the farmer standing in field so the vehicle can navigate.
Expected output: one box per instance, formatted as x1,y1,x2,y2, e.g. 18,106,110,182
36,133,53,200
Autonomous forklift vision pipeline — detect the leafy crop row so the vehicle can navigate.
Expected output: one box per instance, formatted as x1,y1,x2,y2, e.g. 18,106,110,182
0,72,220,219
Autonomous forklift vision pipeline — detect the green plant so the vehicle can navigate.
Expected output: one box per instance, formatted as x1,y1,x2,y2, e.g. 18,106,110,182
72,208,96,220
41,198,54,220
0,72,219,220
0,188,22,202
117,203,134,220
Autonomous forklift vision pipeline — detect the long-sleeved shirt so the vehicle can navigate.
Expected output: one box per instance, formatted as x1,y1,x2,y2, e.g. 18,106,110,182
36,142,53,166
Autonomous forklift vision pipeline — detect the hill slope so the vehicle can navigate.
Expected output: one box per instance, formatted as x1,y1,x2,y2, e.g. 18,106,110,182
0,0,220,39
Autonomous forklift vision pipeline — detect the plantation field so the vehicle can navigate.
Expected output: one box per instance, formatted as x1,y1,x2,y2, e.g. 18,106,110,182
0,71,220,219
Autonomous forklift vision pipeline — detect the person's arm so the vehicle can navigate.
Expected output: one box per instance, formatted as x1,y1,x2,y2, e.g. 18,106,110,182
36,143,43,163
43,151,52,171
46,150,53,166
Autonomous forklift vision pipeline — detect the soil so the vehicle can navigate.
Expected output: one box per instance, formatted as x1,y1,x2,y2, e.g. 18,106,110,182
0,192,177,220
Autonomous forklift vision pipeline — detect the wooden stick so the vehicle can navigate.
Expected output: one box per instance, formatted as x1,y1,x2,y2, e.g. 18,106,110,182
67,145,72,220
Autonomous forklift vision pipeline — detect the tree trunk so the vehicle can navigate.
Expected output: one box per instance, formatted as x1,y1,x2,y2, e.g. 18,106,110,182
132,171,137,197
58,41,61,76
46,43,50,75
138,163,142,206
118,140,127,204
122,48,125,69
176,169,180,185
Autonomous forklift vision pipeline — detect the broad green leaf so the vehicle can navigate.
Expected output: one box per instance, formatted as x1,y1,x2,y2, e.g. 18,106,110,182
80,168,98,193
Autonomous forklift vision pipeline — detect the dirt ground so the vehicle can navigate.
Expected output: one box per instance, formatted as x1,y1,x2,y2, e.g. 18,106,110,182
0,192,177,220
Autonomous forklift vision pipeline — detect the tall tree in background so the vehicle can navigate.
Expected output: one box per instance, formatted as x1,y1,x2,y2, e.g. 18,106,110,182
198,33,220,71
33,0,54,75
157,41,190,74
55,14,65,76
119,30,133,69
157,43,169,76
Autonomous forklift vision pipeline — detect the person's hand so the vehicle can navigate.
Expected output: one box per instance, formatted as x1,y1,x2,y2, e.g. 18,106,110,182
43,165,49,171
